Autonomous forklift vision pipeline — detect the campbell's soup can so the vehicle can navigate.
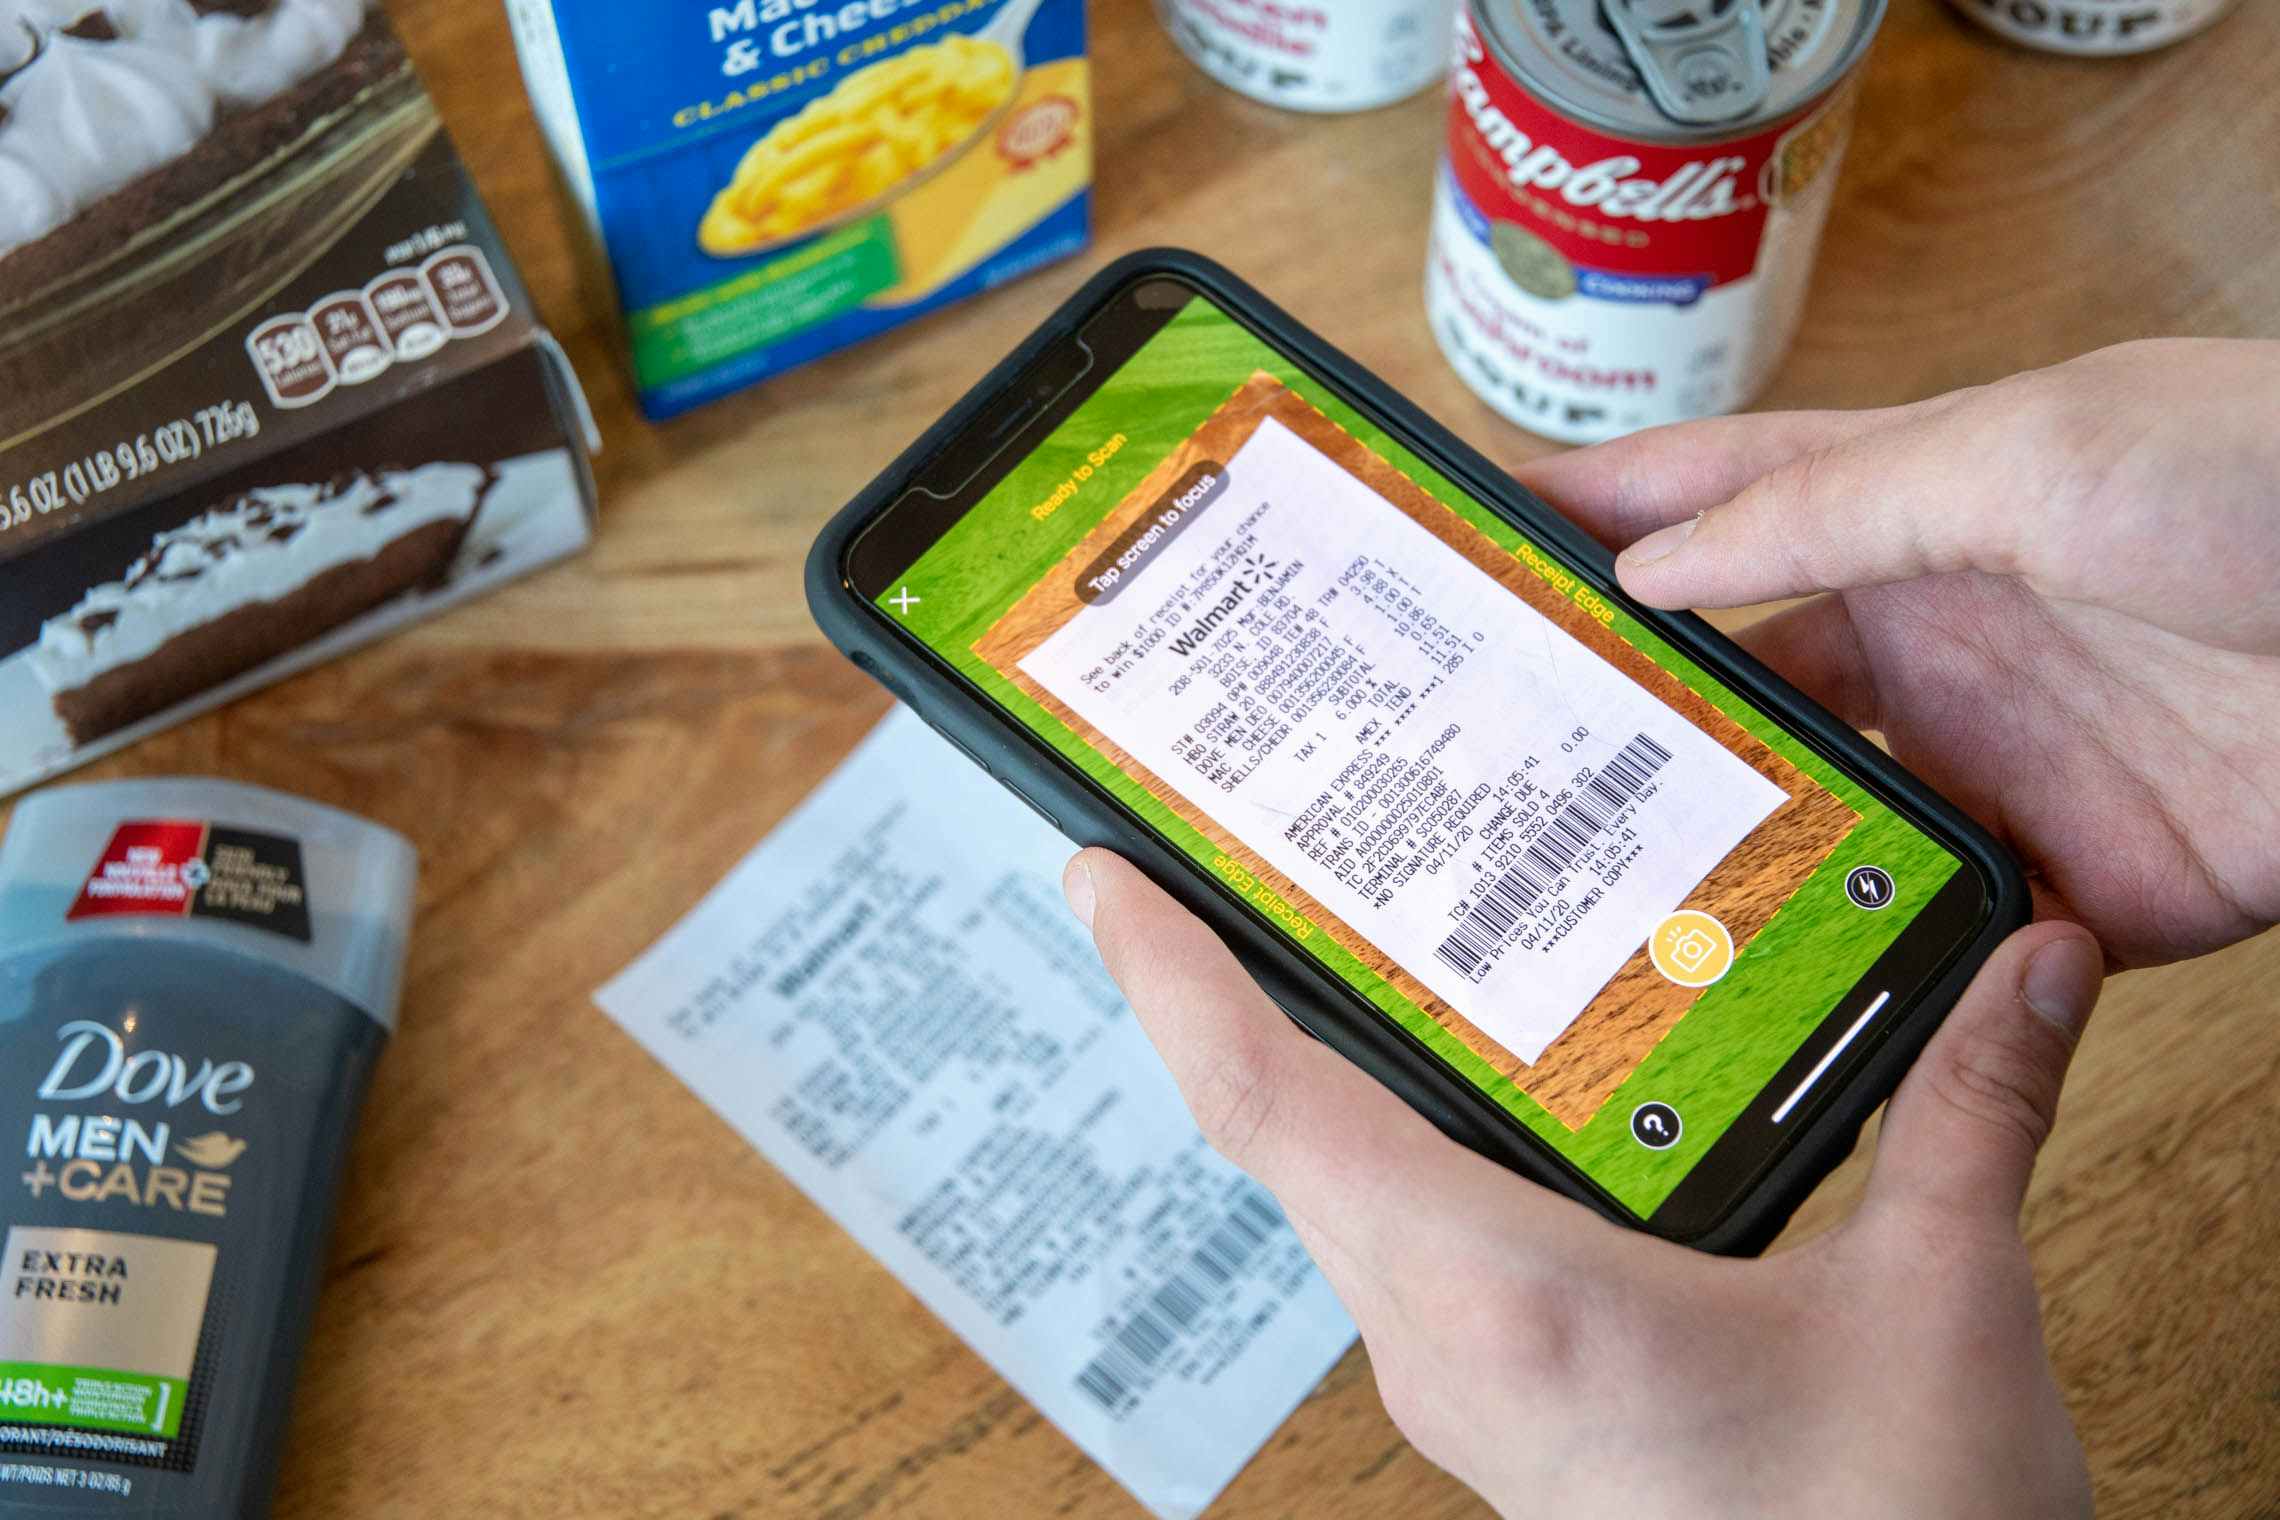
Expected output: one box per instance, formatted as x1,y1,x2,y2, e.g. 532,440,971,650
1943,0,2234,53
1427,0,1884,443
1158,0,1460,112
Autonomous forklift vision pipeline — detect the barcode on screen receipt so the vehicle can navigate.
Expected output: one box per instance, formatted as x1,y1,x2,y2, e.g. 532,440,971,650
1433,732,1672,981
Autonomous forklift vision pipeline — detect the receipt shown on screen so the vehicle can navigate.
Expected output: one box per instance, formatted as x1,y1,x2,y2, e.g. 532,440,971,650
594,708,1356,1520
1015,414,1787,1066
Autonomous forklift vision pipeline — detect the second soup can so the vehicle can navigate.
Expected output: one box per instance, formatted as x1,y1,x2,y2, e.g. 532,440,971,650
1159,0,1459,112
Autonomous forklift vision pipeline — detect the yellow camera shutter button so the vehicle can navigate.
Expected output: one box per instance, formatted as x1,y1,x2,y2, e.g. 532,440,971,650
1649,909,1735,989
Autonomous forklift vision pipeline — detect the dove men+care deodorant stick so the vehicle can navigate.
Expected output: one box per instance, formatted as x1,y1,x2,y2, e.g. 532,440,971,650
0,779,414,1515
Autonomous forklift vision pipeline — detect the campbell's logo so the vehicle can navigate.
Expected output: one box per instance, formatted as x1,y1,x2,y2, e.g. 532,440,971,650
1453,64,1752,223
37,1021,254,1116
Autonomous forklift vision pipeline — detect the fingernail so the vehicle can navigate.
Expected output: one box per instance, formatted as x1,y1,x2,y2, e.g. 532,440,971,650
1062,855,1096,928
2021,935,2102,1039
1619,513,1701,569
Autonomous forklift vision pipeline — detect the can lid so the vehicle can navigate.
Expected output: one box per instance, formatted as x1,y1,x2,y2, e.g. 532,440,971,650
1474,0,1886,141
0,779,418,1031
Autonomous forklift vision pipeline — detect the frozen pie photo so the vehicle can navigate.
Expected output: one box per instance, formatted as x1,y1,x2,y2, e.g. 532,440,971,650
31,462,493,745
0,0,595,804
0,0,432,438
0,0,366,258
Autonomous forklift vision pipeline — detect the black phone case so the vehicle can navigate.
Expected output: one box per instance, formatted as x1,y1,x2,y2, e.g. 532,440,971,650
805,248,2029,1256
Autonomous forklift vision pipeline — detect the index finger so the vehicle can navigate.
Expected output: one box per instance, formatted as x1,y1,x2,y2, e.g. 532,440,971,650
1516,402,1936,552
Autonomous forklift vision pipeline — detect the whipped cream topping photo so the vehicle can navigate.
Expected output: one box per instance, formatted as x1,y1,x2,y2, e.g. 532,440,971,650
31,461,486,692
0,0,370,257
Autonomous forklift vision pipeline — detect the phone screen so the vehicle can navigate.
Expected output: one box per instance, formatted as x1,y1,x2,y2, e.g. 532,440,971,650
847,278,1988,1229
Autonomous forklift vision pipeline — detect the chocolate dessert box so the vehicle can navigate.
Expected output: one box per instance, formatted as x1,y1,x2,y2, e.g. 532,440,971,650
0,1,598,800
504,0,1092,420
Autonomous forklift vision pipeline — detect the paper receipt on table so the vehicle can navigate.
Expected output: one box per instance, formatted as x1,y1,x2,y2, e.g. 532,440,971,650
595,709,1355,1520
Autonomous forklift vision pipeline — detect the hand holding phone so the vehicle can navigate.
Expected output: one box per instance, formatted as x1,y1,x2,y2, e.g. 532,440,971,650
805,253,2278,1514
810,251,2026,1249
1057,325,2279,1520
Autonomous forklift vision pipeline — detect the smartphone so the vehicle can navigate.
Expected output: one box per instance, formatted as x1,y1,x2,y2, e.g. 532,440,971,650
806,250,2026,1254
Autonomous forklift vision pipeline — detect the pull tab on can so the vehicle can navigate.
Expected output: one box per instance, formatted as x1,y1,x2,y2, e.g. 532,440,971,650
1601,0,1772,126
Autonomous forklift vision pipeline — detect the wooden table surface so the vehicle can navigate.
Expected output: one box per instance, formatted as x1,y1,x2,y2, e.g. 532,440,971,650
11,0,2277,1514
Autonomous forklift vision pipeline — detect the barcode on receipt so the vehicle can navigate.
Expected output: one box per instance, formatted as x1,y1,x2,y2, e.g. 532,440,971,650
1075,1187,1287,1416
1433,732,1673,981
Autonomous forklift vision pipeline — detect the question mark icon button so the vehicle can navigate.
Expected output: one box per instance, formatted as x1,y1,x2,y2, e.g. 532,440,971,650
1629,1102,1683,1151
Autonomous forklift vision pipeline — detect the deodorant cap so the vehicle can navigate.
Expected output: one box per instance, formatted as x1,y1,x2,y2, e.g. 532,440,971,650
0,778,418,1029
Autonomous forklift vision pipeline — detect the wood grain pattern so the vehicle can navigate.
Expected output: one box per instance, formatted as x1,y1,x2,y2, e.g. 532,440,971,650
973,370,1858,1128
1,1,2272,1516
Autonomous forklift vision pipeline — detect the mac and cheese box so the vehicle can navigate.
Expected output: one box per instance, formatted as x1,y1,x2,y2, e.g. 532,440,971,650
0,4,597,803
506,0,1093,420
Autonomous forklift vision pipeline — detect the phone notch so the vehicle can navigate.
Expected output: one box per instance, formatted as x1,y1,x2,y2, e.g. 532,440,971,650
924,341,1097,499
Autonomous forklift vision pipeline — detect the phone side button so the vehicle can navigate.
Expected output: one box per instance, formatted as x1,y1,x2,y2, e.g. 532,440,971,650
1270,997,1328,1046
1001,780,1059,830
921,717,992,775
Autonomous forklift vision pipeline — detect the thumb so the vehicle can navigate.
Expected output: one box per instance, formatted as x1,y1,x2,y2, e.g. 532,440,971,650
1862,922,2104,1236
1063,848,1440,1200
1061,849,1582,1259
